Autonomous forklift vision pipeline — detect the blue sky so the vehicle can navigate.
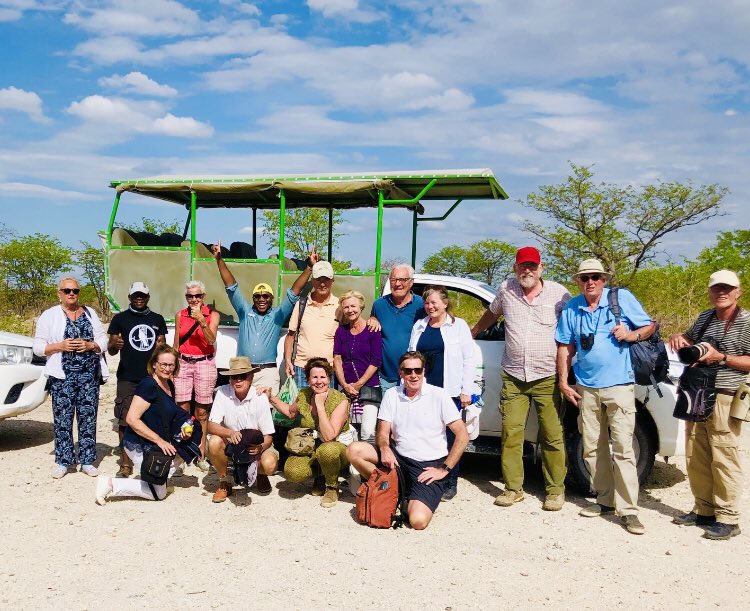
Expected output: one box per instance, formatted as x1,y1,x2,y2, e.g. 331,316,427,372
0,0,748,275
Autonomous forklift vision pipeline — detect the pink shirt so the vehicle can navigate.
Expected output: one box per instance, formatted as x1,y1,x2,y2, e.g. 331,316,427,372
489,278,570,382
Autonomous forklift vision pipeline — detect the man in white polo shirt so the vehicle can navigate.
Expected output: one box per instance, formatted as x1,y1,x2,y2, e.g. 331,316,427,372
207,356,278,503
347,351,469,530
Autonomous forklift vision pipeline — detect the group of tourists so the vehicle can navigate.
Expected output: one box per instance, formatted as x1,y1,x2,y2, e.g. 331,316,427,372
32,244,749,538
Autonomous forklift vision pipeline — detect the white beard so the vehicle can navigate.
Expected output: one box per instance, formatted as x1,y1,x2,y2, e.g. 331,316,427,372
518,276,538,289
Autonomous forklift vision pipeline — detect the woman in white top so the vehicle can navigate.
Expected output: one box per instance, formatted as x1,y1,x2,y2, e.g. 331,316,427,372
408,285,476,500
33,276,108,479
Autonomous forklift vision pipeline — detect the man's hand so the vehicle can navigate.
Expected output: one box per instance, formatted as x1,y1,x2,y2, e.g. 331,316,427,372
610,323,630,342
379,446,398,470
559,383,581,407
417,466,448,485
696,343,725,366
227,430,242,444
246,444,263,456
308,245,321,267
459,393,471,408
366,316,381,332
211,241,222,260
110,333,124,351
285,360,294,378
669,333,691,354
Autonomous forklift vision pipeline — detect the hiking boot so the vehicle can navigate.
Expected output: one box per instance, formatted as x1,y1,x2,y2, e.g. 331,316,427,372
579,503,616,518
442,480,458,501
212,481,233,503
320,486,338,508
703,522,741,541
543,494,565,511
311,475,326,496
494,489,524,507
256,474,272,494
116,464,133,478
673,511,716,527
622,514,645,535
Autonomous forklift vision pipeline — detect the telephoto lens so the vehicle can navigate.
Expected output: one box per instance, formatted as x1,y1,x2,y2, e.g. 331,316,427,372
677,342,711,365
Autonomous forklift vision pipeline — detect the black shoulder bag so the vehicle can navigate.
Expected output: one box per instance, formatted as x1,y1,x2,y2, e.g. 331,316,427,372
673,312,718,422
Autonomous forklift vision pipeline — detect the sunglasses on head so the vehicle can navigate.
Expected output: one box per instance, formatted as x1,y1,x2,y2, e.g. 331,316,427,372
578,274,602,283
185,293,205,299
60,288,80,295
400,367,424,375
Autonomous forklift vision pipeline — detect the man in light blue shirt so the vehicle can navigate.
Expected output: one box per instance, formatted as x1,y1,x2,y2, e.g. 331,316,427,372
212,242,319,394
556,259,655,535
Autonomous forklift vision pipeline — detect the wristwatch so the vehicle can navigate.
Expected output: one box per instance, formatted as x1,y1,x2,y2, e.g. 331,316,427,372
719,354,728,366
441,462,451,472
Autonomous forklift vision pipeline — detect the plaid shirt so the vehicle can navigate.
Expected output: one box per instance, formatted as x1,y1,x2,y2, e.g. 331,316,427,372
489,278,570,382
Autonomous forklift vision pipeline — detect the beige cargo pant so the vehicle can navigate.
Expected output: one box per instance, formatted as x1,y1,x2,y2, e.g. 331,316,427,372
686,393,743,525
577,384,639,515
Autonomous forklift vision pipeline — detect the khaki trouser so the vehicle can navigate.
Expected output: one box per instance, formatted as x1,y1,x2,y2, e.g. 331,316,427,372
500,372,566,495
686,393,743,524
577,384,639,515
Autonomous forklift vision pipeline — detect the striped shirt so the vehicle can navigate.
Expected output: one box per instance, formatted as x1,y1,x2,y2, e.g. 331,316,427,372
490,278,570,382
685,307,750,391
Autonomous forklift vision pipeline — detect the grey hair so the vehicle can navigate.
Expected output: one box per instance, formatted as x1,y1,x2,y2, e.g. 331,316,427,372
390,263,415,278
58,276,81,289
185,280,206,293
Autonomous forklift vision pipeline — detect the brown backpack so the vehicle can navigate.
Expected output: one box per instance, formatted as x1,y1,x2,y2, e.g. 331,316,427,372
355,466,407,529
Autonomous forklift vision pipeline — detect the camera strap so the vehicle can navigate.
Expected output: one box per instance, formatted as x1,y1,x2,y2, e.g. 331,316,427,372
696,306,740,345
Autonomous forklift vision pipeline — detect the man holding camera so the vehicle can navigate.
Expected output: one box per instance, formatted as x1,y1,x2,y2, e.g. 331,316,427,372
669,270,750,540
556,259,655,535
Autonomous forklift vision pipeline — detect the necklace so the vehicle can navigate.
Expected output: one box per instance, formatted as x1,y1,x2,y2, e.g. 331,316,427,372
61,304,80,320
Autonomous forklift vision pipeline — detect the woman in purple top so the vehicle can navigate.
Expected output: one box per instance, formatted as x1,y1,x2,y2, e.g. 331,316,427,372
334,290,383,441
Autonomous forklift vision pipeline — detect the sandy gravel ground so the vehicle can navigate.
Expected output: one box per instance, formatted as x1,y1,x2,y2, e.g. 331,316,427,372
2,356,750,610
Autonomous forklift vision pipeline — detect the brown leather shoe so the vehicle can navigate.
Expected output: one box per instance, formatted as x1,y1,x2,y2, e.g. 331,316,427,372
256,474,272,494
212,481,233,503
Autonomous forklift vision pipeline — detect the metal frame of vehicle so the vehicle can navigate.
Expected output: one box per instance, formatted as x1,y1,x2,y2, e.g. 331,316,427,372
0,331,48,420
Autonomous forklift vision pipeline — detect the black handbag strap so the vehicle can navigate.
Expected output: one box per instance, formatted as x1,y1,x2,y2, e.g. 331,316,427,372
291,296,308,366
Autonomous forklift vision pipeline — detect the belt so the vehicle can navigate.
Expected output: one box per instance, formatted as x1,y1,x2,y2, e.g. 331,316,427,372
255,362,277,370
716,389,736,397
180,354,215,363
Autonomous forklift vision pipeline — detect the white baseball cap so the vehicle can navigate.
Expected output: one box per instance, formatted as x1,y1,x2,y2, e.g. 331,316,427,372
312,261,335,279
708,270,740,288
128,281,150,296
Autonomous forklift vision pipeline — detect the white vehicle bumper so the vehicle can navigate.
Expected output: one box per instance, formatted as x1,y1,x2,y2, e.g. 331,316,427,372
0,364,48,420
635,381,686,458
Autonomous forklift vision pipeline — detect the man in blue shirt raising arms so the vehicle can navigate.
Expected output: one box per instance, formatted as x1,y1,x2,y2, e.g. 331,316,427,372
556,259,655,536
212,242,319,394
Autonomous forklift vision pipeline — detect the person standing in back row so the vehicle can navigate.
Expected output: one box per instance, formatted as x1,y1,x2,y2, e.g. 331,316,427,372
472,247,570,512
107,281,167,478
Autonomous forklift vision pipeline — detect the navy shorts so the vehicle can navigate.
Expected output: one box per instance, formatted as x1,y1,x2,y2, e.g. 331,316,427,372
393,450,449,513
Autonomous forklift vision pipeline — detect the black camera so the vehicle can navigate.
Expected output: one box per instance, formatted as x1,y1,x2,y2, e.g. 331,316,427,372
580,333,595,351
677,337,717,365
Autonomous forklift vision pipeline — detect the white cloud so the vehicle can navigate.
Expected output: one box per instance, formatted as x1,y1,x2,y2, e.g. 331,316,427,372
98,72,178,97
0,86,50,123
66,95,213,138
218,0,261,16
0,182,99,200
64,0,201,37
306,0,381,23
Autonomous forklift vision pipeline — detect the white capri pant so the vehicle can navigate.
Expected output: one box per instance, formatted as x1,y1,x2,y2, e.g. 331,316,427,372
110,447,185,501
359,401,379,443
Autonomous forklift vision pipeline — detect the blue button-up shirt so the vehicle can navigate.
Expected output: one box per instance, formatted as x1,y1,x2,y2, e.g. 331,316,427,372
226,283,299,364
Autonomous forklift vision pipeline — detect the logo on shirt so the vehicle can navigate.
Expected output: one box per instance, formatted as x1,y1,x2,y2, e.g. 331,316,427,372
129,325,157,352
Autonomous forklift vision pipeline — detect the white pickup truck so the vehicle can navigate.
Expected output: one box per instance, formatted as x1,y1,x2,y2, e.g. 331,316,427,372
0,331,49,420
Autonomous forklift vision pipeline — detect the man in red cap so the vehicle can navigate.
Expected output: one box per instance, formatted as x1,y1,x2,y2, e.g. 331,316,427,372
472,246,570,511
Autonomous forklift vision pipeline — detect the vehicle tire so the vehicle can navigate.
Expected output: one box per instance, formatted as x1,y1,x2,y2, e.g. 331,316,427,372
564,413,658,495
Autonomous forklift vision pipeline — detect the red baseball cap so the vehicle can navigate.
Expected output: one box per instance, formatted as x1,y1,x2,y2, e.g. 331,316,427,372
515,246,541,265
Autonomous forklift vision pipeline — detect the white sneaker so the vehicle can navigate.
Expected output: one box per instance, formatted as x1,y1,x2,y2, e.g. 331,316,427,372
172,465,184,478
81,464,98,477
195,458,211,472
95,475,112,506
51,464,68,479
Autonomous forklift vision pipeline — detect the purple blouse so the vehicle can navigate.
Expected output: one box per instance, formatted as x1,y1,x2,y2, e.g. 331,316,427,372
334,325,383,388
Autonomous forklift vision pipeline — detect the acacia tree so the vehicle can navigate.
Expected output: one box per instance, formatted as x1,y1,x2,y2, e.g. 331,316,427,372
78,241,110,318
422,245,470,277
422,240,517,285
121,217,182,235
522,163,727,285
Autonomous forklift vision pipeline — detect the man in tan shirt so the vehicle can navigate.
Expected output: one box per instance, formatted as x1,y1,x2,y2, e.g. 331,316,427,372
284,260,339,388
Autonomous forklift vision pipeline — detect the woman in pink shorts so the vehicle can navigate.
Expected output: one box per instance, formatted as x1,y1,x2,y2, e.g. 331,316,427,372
173,280,220,471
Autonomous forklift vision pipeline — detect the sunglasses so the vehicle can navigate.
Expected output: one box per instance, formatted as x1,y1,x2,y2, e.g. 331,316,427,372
60,288,80,295
130,292,148,299
253,293,273,299
578,274,602,283
400,367,424,375
185,293,205,299
229,373,250,380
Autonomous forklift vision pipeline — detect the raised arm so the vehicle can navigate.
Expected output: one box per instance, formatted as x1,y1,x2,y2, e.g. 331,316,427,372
212,241,236,288
290,246,319,296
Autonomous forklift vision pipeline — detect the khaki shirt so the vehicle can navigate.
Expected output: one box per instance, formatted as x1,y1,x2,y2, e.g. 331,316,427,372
289,293,339,366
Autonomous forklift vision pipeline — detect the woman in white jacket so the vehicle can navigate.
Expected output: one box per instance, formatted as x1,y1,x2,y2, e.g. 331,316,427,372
408,285,476,500
33,276,108,479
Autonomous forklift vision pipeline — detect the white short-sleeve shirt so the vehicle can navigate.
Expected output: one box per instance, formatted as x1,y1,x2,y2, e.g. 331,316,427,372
209,385,275,435
378,382,461,462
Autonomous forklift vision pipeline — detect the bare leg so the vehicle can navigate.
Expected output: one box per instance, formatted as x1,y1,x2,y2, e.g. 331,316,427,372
346,441,379,479
407,500,434,530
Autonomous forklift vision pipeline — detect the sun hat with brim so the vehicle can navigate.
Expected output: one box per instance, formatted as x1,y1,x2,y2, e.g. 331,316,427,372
573,259,612,278
221,356,260,376
708,269,741,288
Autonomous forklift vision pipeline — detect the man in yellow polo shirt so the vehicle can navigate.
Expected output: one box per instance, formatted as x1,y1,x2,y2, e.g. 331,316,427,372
284,260,339,388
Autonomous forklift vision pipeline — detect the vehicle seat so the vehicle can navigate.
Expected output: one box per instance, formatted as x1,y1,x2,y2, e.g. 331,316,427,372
111,228,138,246
229,241,257,259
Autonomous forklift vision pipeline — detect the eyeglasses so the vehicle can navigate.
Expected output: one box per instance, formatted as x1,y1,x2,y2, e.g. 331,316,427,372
156,362,176,369
60,288,80,295
391,277,412,284
253,293,273,299
517,263,539,271
578,274,602,283
185,293,205,300
229,373,250,380
400,367,424,375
